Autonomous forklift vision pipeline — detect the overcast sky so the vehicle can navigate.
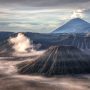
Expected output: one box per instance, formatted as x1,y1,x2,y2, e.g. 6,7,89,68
0,0,90,33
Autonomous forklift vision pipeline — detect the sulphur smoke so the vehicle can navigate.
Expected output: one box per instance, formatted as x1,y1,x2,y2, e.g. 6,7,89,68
9,33,33,53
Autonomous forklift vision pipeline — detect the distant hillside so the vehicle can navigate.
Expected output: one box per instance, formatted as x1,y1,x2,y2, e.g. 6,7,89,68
0,32,90,54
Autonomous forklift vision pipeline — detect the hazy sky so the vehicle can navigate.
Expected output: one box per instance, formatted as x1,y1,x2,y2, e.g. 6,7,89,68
0,0,90,33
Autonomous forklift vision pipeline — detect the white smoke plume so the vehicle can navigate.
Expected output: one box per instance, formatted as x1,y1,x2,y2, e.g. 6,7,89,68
9,33,34,53
71,9,85,19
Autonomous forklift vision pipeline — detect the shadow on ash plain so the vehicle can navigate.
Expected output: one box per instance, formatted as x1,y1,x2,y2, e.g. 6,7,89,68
0,56,90,90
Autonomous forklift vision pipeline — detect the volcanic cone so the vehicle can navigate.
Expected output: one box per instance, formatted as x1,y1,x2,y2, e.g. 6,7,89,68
17,46,90,76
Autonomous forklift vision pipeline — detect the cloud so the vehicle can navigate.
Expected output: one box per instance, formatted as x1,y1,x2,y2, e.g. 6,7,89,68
0,0,90,9
70,9,85,19
9,23,32,29
0,4,89,33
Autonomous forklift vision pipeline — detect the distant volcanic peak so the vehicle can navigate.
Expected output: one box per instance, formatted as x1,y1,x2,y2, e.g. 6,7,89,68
52,18,90,33
66,18,90,26
17,45,90,76
69,18,88,23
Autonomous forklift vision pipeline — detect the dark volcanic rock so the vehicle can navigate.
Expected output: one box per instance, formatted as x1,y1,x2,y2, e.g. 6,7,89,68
17,46,90,76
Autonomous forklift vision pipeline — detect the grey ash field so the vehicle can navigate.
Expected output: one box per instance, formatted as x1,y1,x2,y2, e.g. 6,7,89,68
0,18,90,90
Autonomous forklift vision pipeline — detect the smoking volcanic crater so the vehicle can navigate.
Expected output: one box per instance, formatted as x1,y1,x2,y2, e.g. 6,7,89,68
17,45,90,76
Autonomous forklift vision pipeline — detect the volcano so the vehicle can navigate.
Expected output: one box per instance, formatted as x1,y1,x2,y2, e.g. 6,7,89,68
52,18,90,33
17,45,90,76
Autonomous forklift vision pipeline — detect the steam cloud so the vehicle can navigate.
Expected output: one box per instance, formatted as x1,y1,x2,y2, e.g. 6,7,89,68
9,33,33,53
